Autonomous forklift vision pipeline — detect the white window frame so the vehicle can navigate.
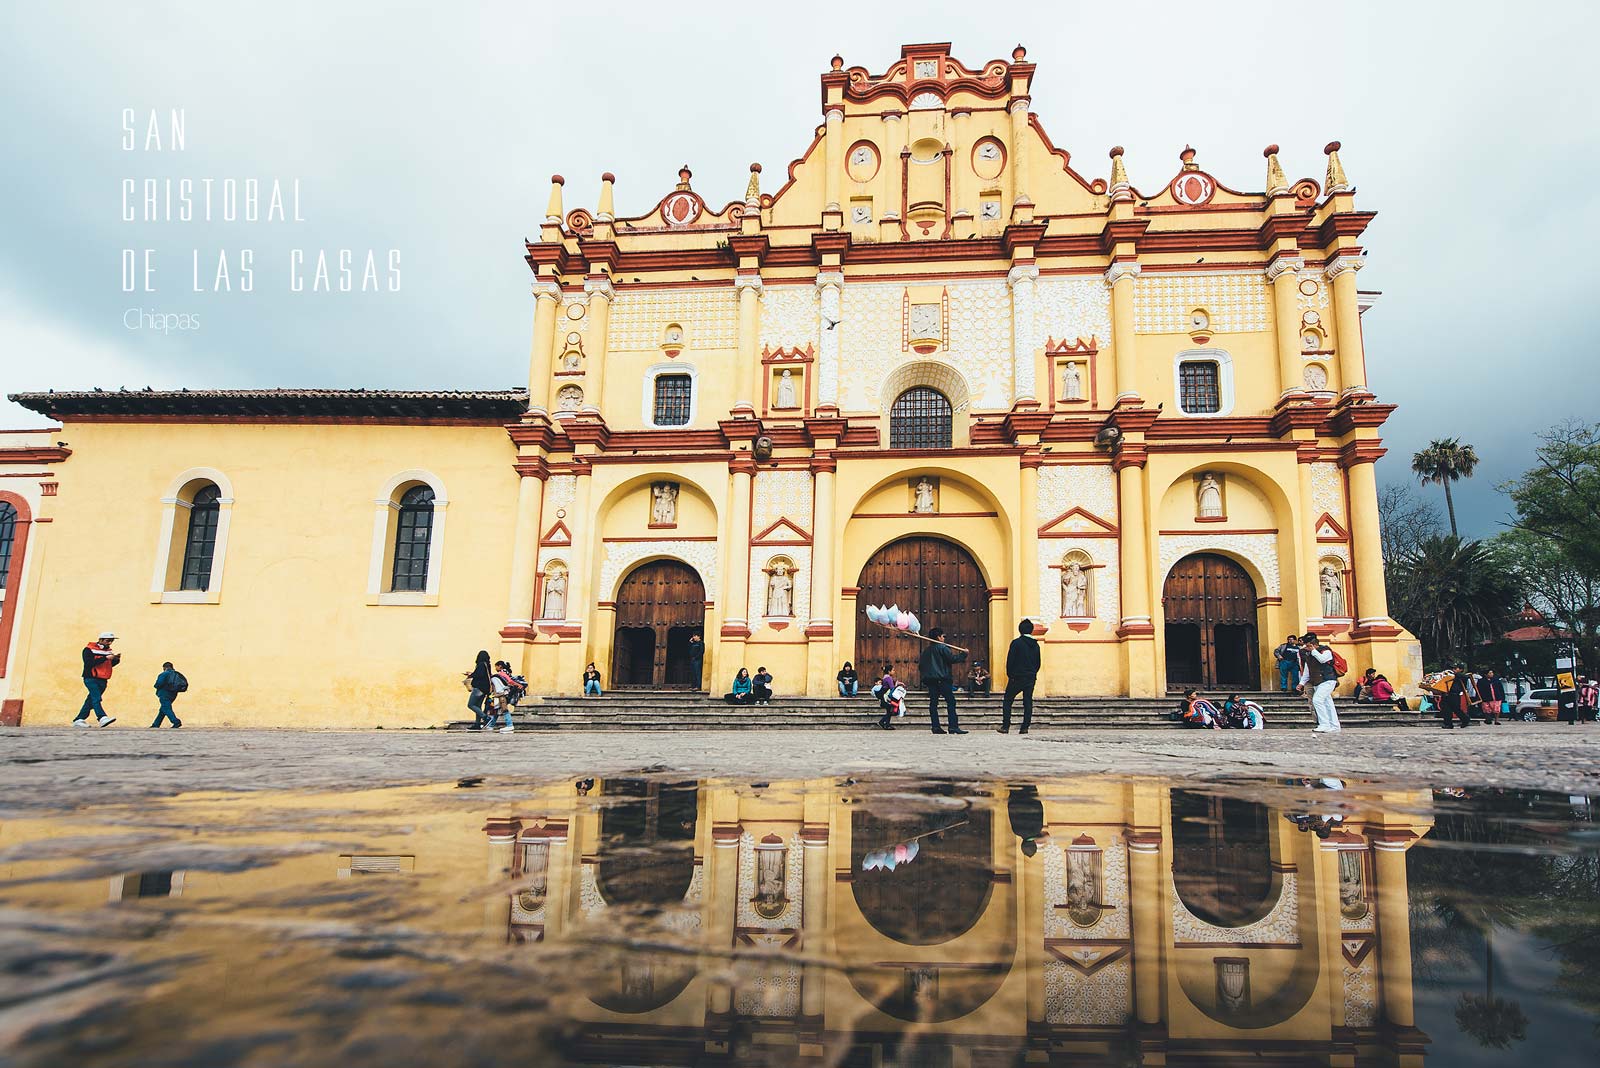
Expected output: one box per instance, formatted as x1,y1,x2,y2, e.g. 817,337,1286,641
149,467,235,605
1173,348,1235,417
642,363,699,429
367,469,449,606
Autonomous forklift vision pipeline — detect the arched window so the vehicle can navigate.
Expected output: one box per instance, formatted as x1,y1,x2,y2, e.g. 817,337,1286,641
0,502,15,593
390,485,435,592
890,387,952,449
178,485,221,591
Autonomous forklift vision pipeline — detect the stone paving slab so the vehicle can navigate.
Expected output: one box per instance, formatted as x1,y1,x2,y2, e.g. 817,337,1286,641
1,724,1596,808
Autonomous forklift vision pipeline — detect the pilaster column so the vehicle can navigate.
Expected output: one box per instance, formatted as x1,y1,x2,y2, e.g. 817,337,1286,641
1344,453,1391,626
716,458,756,690
1372,839,1415,1029
557,462,594,683
879,112,904,237
502,462,547,640
580,276,614,415
1007,263,1039,402
1267,255,1307,402
1008,97,1031,208
816,272,843,405
799,826,829,1019
1115,447,1157,696
1294,453,1325,629
483,826,515,941
731,274,764,413
542,827,573,941
708,826,742,1016
808,459,836,634
1105,262,1140,405
1126,826,1164,1026
527,281,562,413
1326,253,1370,397
823,106,844,216
1020,459,1041,624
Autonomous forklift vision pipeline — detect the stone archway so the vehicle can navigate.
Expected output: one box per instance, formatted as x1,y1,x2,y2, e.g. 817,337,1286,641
855,536,989,689
611,559,706,688
1163,553,1259,691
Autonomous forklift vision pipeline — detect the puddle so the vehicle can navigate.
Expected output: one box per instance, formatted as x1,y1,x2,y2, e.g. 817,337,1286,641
0,775,1595,1066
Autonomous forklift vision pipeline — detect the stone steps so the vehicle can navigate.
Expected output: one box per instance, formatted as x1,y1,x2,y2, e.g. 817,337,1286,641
445,692,1423,731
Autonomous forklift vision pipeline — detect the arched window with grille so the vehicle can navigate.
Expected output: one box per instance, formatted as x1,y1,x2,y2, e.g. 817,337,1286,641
0,496,23,680
390,485,436,592
178,485,222,591
0,502,15,595
890,387,953,449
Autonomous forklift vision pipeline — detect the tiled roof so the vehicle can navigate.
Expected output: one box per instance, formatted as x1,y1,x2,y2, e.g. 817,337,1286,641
7,388,529,421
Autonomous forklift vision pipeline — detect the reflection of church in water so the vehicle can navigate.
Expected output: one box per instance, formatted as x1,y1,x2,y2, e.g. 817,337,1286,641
485,778,1435,1066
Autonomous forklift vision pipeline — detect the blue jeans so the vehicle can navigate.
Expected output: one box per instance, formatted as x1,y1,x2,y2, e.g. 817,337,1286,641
927,679,959,731
584,679,602,696
838,680,858,696
467,688,489,726
75,677,110,722
151,692,181,727
1277,660,1296,691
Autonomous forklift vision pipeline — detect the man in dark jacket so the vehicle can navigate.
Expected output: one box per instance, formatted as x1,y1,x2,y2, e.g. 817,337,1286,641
686,634,706,690
918,628,969,735
1007,784,1046,857
1000,619,1042,734
73,631,120,727
151,661,184,728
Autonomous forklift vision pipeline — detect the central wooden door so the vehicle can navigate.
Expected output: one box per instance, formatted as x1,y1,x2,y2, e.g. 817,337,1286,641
612,560,706,689
856,537,989,689
1162,553,1259,690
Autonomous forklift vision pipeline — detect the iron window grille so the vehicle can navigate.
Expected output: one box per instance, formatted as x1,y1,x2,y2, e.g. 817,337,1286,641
890,387,953,449
653,374,693,427
1178,361,1222,414
178,485,221,591
391,485,435,592
0,502,14,589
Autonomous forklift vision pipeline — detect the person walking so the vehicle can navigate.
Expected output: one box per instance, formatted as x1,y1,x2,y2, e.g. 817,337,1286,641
686,634,705,690
873,664,901,730
1479,669,1506,724
1301,633,1342,732
1579,675,1599,724
149,661,185,728
999,620,1041,734
582,662,603,697
464,650,492,730
1273,635,1301,694
918,628,969,735
1441,664,1476,729
73,632,120,727
836,661,859,697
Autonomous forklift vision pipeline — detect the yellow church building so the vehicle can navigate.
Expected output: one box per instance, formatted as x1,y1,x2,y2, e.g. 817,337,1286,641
1,43,1418,727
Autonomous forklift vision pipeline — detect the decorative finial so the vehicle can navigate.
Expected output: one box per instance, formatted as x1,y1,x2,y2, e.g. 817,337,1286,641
596,172,615,222
1324,140,1351,193
1263,144,1288,196
746,162,762,201
545,175,565,224
676,165,693,191
1108,147,1132,203
1012,44,1027,62
830,54,843,71
1179,145,1198,170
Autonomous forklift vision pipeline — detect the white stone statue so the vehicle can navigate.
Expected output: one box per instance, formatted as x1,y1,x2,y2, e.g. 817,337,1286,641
909,303,940,340
542,569,567,620
557,385,583,411
1197,474,1223,519
1320,565,1346,617
767,564,793,617
776,369,797,408
1062,560,1089,617
913,477,936,514
651,482,678,525
1061,361,1083,401
561,345,582,371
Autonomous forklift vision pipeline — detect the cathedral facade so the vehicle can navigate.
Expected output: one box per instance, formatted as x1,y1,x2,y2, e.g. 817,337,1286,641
1,44,1418,726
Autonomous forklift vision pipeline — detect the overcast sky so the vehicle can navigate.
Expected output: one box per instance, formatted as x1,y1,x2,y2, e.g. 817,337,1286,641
1,1,1595,536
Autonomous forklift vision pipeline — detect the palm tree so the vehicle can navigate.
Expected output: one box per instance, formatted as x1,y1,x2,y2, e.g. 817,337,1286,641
1454,926,1529,1050
1390,536,1521,665
1412,438,1480,538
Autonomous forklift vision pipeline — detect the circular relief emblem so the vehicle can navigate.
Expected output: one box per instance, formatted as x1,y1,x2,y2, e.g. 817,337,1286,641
1298,278,1320,297
1170,171,1216,206
971,137,1006,180
566,303,585,320
661,191,702,227
846,141,879,182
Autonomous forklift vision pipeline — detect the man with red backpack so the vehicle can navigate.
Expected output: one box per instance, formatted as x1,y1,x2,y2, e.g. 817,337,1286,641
1301,632,1343,733
73,631,121,728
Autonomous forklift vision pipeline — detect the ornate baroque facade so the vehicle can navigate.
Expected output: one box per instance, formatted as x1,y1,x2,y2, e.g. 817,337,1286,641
1,43,1418,725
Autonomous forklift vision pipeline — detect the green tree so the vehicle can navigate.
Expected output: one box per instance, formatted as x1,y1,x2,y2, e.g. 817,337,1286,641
1389,536,1521,667
1412,438,1481,538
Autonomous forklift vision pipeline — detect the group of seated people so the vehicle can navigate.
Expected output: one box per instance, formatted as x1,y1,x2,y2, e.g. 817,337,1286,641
1351,668,1408,709
723,667,775,705
1178,690,1266,730
835,660,991,696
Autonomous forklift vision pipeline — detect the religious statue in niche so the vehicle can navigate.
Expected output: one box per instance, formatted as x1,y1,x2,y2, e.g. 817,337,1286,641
1196,473,1224,519
1215,959,1250,1016
913,477,937,514
541,566,567,620
775,369,798,409
1338,850,1369,921
752,838,789,919
1062,558,1090,618
1065,844,1104,928
1320,564,1347,617
560,332,584,371
1303,364,1328,391
517,840,549,910
766,562,793,618
1061,361,1083,401
557,384,583,411
651,482,679,526
908,303,941,342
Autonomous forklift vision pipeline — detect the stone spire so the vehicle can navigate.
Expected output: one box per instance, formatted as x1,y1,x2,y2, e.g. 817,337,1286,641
1108,146,1132,202
1264,144,1289,196
544,174,564,225
1324,140,1351,193
676,165,693,191
745,162,761,205
596,172,615,222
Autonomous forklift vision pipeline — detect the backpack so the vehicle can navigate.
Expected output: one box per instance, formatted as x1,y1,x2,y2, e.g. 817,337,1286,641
1330,650,1348,677
172,671,189,693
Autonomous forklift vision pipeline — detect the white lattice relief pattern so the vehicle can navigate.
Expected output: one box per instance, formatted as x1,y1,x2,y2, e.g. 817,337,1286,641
837,281,1012,410
1311,463,1345,523
1320,545,1350,569
1034,278,1113,346
1035,465,1118,527
1042,838,1130,939
735,833,805,929
837,284,901,411
733,938,802,1018
760,286,818,348
1134,272,1271,334
609,288,738,349
545,475,577,512
1037,539,1119,622
1044,958,1132,1026
753,470,814,531
660,865,706,937
1171,871,1300,944
561,299,590,338
600,540,720,600
945,280,1014,408
579,863,605,918
749,547,811,630
1343,958,1377,1027
1298,269,1332,317
1158,534,1281,597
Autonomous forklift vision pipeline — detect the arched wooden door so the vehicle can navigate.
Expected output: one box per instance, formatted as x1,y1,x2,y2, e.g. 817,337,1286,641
1163,552,1259,690
612,560,705,689
856,537,989,689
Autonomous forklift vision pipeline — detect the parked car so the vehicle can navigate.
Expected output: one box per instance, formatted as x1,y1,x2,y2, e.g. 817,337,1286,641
1516,688,1560,721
